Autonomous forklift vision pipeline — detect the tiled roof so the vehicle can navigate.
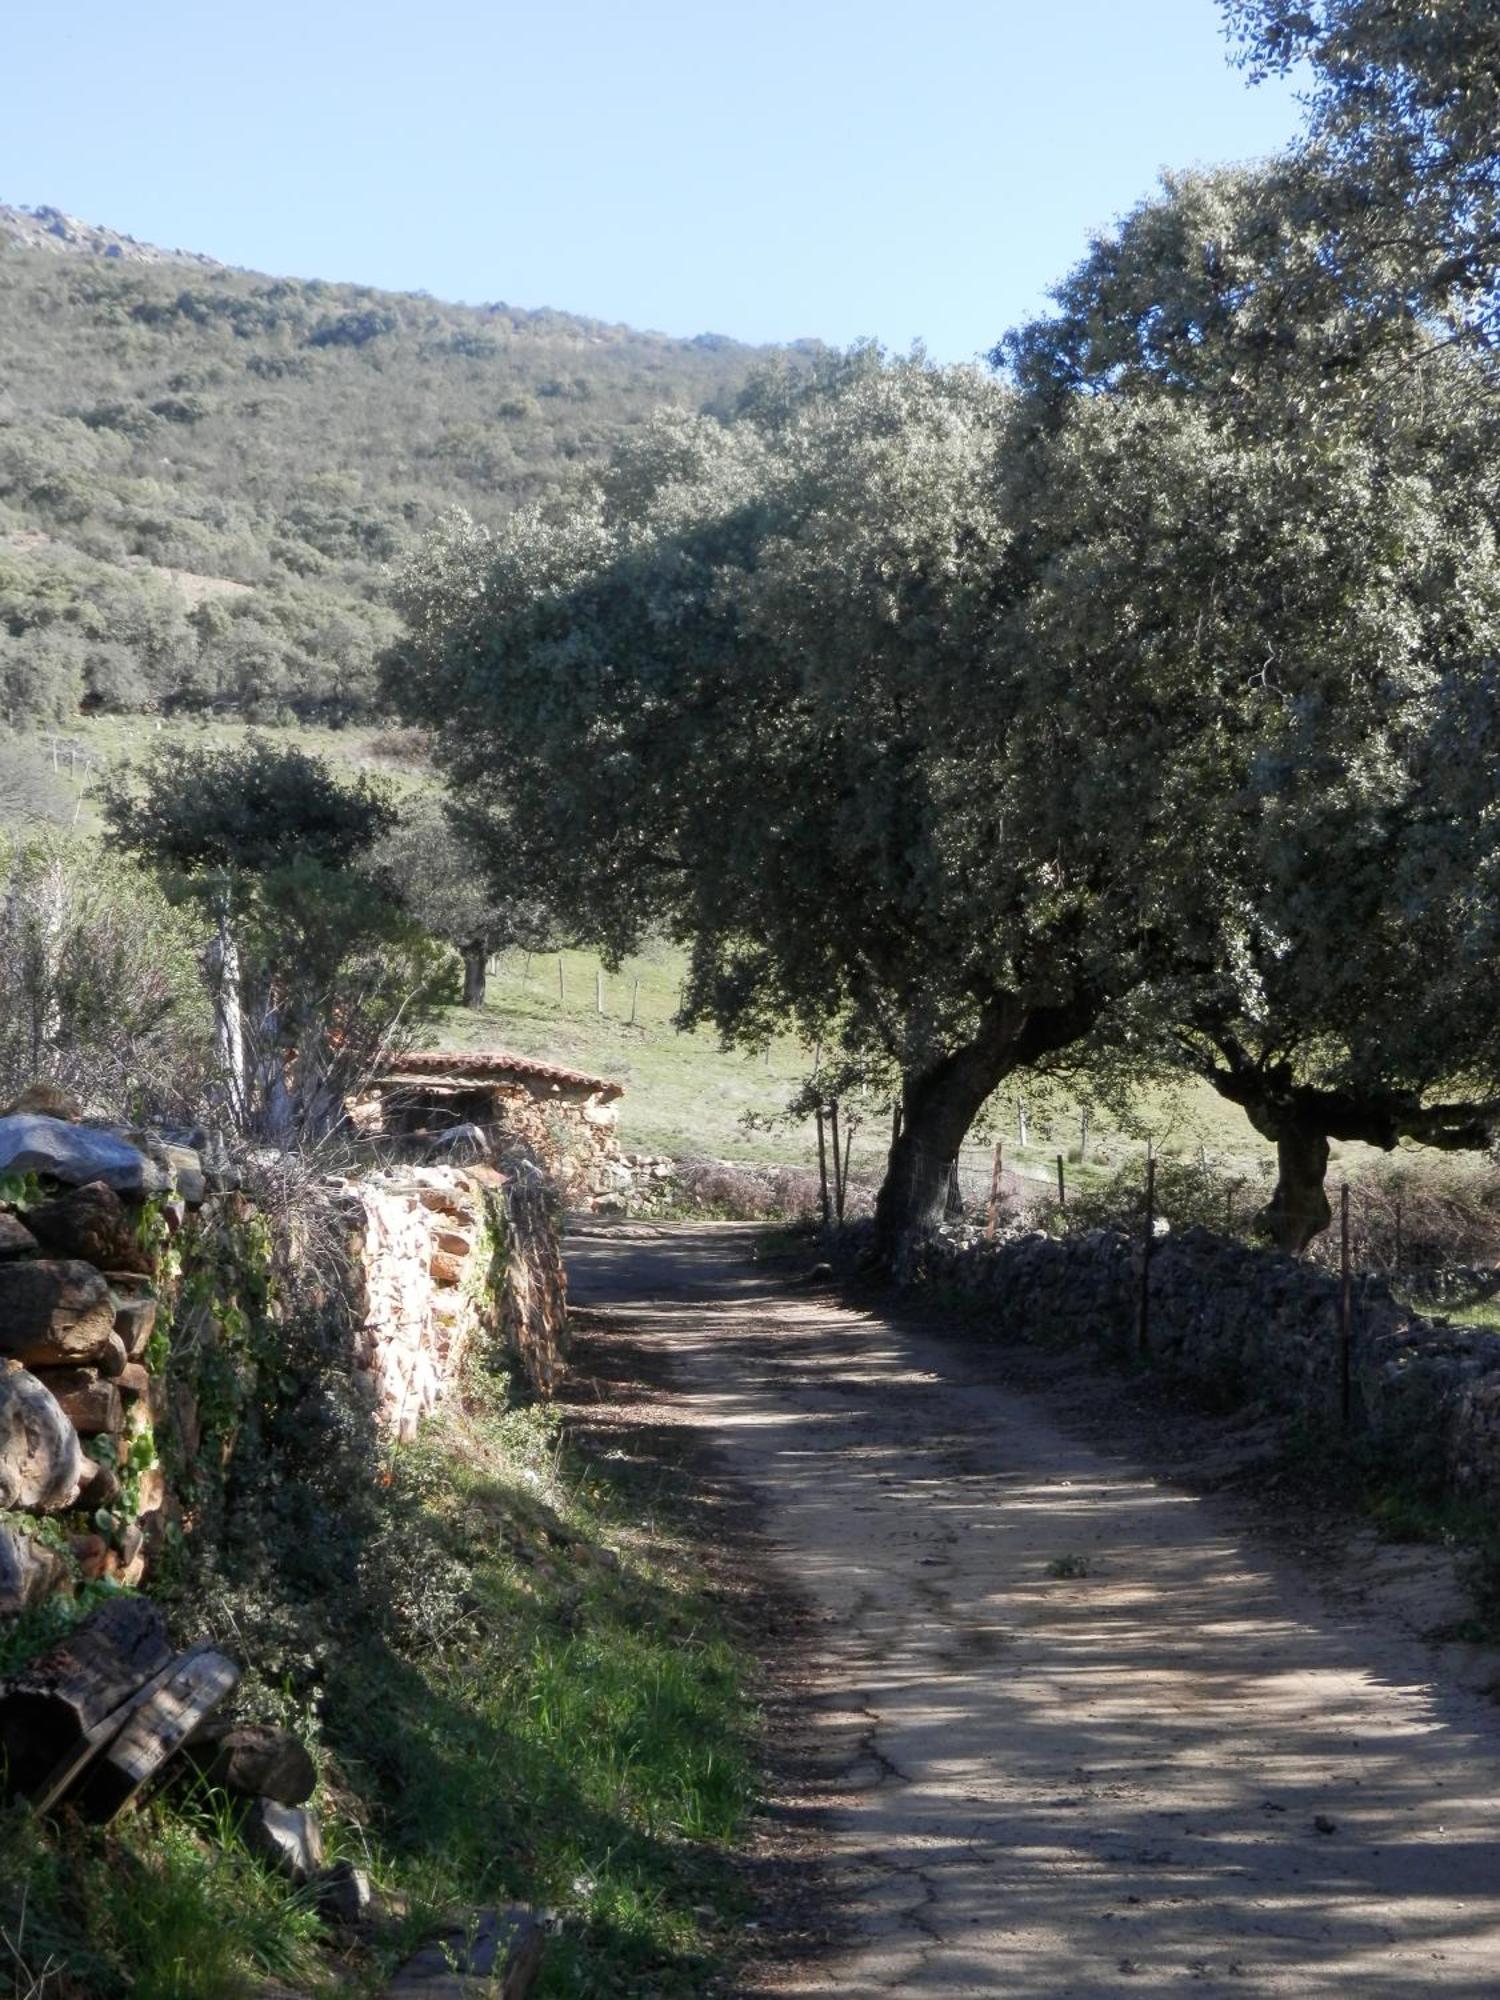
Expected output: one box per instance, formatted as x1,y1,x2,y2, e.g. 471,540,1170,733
376,1048,624,1101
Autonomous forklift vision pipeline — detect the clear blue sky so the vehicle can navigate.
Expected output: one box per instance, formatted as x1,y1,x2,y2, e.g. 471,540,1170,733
2,1,1302,360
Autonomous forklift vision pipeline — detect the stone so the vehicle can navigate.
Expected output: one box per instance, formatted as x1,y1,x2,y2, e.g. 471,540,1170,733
25,1182,151,1275
315,1858,373,1928
434,1229,473,1259
77,1457,121,1509
1,1083,82,1121
37,1368,122,1438
0,1213,39,1259
96,1333,128,1379
244,1799,324,1885
0,1117,169,1196
0,1261,117,1366
190,1721,317,1805
115,1361,152,1402
132,1464,166,1520
0,1521,66,1613
429,1249,465,1286
113,1294,158,1359
384,1907,544,1999
68,1532,109,1582
161,1144,206,1205
0,1361,85,1510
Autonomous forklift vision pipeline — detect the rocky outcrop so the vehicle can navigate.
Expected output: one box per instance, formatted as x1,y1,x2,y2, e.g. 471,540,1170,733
906,1224,1500,1504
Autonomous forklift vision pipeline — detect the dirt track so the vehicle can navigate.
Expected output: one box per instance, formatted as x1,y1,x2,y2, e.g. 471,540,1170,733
566,1221,1500,1998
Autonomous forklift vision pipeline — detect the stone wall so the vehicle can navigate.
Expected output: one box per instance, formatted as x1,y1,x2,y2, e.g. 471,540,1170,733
0,1112,568,1617
905,1224,1500,1502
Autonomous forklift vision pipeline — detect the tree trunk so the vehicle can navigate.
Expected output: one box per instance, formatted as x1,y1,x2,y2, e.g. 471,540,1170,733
461,941,488,1011
208,905,246,1119
1258,1125,1333,1254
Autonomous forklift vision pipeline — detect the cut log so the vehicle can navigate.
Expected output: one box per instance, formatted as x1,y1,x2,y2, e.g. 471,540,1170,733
0,1594,173,1802
0,1360,85,1511
75,1643,239,1822
383,1907,544,1999
244,1798,324,1883
0,1262,116,1367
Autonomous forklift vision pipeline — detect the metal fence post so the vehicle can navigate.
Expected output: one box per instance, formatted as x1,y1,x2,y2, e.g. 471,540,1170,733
1137,1154,1156,1358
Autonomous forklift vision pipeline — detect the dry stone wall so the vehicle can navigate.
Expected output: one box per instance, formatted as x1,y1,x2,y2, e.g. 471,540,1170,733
0,1110,567,1619
905,1224,1500,1503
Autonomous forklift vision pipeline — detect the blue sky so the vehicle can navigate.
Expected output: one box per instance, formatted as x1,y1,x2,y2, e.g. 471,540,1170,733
3,1,1302,359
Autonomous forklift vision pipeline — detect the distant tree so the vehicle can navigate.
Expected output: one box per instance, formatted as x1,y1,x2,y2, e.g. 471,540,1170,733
103,738,440,1141
367,800,553,1009
0,834,211,1118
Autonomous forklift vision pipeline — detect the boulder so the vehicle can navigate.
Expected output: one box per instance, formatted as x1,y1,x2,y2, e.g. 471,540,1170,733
244,1799,324,1884
0,1522,66,1614
26,1182,151,1274
189,1721,316,1805
0,1261,117,1366
316,1859,374,1928
115,1361,152,1402
0,1213,39,1259
77,1457,121,1509
0,1117,169,1196
113,1294,158,1360
383,1907,545,1999
0,1361,85,1510
96,1333,128,1379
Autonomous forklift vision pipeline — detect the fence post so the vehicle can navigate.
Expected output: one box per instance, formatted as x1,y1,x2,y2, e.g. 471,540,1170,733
629,978,639,1028
557,956,565,1003
596,968,604,1014
1056,1153,1066,1208
828,1100,844,1224
1137,1153,1157,1358
1340,1182,1353,1429
1079,1105,1090,1163
815,1107,831,1230
986,1141,1003,1241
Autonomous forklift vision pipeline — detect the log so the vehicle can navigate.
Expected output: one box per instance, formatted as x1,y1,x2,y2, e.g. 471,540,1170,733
0,1595,173,1801
75,1644,239,1822
0,1261,116,1367
185,1720,316,1804
0,1361,85,1510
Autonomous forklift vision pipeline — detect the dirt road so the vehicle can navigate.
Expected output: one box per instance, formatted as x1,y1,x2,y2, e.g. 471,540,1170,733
566,1222,1500,1998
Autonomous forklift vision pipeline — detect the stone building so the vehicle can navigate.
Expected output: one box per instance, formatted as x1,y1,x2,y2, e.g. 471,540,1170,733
354,1048,625,1202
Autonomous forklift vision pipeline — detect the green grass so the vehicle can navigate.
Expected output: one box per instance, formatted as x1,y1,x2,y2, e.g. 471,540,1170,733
0,1378,757,2000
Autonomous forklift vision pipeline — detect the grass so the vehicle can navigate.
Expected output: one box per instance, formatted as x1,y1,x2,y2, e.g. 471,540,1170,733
0,1372,757,2000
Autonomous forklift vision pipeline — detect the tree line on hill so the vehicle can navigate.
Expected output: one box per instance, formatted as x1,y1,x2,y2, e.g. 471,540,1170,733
0,235,797,727
383,0,1500,1260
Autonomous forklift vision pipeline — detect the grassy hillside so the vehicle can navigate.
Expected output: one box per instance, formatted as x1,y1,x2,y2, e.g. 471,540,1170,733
0,220,800,727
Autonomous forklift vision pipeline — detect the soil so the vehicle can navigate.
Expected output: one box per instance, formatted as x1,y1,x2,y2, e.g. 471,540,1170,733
564,1220,1500,1998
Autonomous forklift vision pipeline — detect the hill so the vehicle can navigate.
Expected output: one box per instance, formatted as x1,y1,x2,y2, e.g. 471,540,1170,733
0,207,803,727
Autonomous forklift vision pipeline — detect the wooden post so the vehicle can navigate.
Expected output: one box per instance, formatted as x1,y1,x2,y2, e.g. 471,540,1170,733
1056,1153,1066,1207
842,1115,855,1213
523,951,533,985
557,956,565,1003
595,968,604,1014
1018,1098,1029,1147
629,978,639,1027
985,1141,1004,1241
815,1107,831,1229
891,1099,903,1149
1137,1153,1157,1357
1079,1105,1090,1163
1340,1182,1353,1429
829,1100,844,1224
